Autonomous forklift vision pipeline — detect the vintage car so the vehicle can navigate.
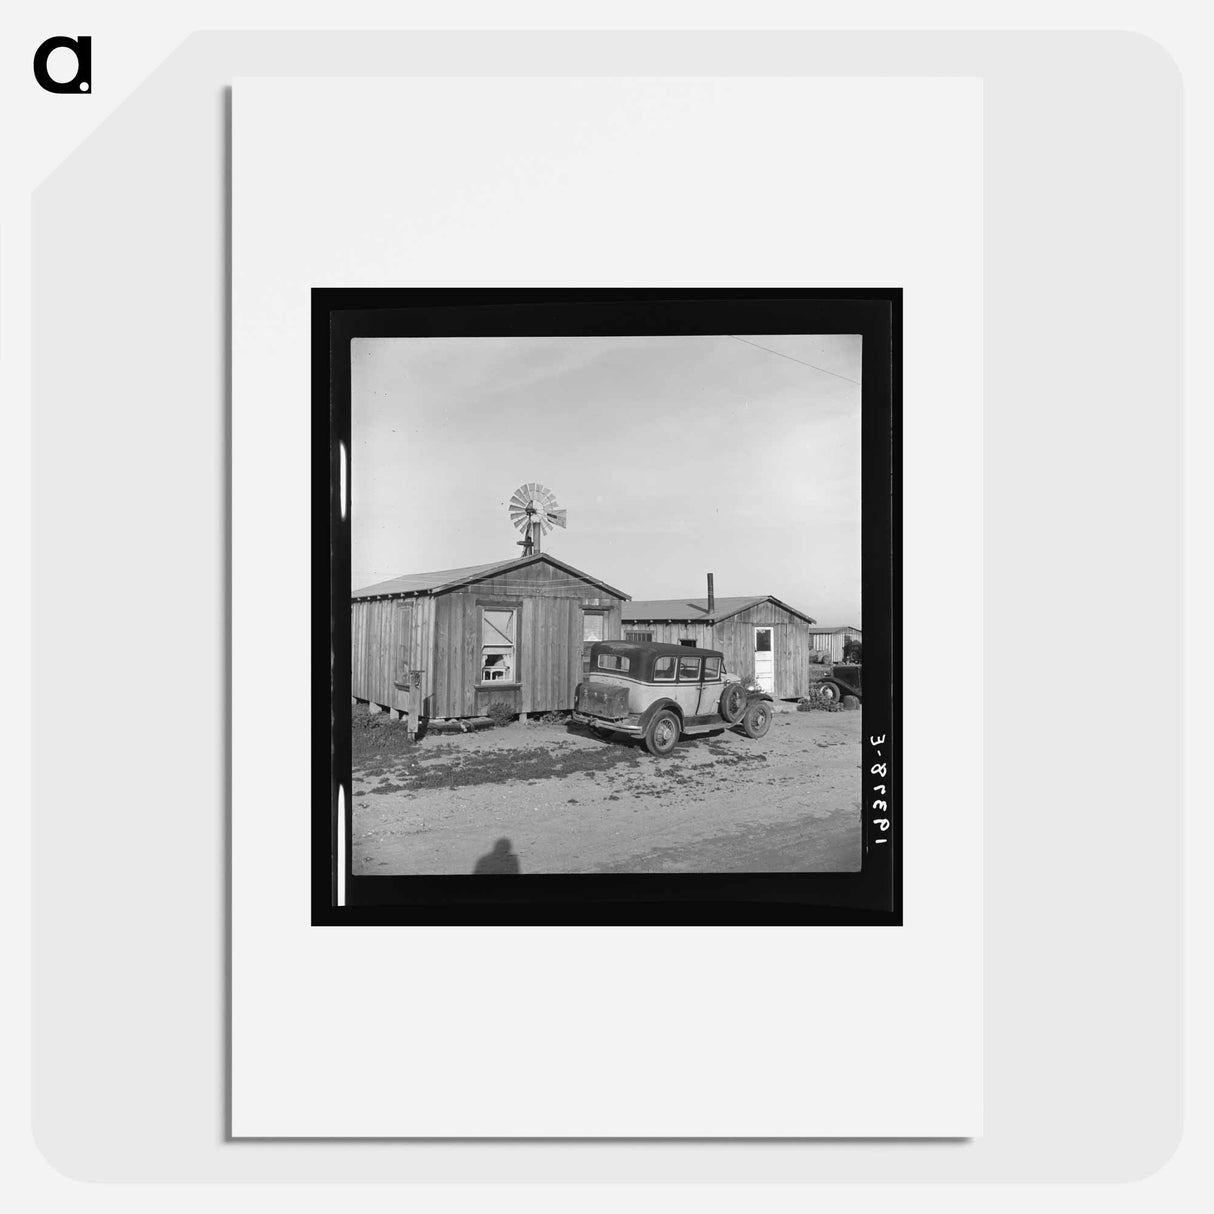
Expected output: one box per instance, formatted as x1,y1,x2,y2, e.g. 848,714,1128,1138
813,663,863,704
572,640,773,756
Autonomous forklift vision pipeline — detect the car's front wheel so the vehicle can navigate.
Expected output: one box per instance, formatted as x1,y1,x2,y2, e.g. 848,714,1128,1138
742,700,772,739
644,709,681,756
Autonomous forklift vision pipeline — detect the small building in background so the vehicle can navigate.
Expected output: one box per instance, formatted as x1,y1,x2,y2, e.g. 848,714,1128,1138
621,576,821,699
352,554,628,720
807,624,864,665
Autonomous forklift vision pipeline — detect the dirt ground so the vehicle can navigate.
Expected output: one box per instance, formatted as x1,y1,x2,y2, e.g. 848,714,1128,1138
351,703,863,875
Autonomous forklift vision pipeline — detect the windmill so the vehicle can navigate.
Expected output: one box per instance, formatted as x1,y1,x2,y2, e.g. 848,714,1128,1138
509,482,567,556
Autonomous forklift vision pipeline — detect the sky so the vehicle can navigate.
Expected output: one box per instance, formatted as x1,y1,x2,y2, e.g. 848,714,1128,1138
350,333,862,625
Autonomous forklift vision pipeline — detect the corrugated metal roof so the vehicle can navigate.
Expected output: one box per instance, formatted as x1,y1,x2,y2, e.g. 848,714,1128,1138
622,594,817,625
351,554,629,601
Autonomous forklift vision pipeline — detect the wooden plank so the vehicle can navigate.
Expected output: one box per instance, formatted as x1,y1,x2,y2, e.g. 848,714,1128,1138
434,595,450,716
367,602,377,702
555,598,564,709
420,597,432,716
569,600,581,705
370,602,380,703
465,594,479,718
459,594,473,717
380,602,389,703
531,598,544,714
562,598,573,707
608,602,621,640
520,599,534,715
390,603,412,711
447,593,461,717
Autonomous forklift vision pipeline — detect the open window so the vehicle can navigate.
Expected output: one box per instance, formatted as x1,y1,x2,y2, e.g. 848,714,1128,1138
481,607,516,683
582,611,607,676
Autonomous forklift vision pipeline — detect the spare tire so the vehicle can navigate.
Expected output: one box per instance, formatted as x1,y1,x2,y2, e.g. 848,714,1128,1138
719,682,748,724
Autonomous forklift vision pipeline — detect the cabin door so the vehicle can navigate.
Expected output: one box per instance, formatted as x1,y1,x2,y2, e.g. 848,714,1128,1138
392,603,414,711
753,627,775,694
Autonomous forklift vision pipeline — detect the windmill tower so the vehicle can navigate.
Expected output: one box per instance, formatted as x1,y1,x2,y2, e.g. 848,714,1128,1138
508,482,567,556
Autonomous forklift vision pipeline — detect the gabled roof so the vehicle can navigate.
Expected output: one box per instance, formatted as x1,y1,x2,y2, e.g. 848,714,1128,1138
352,554,629,601
622,594,816,626
806,624,862,635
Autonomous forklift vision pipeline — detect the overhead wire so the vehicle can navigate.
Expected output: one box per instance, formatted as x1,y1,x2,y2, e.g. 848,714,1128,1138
728,334,861,385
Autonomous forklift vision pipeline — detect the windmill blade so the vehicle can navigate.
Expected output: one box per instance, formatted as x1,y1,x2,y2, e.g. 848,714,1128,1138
507,482,564,543
508,483,535,532
528,484,556,528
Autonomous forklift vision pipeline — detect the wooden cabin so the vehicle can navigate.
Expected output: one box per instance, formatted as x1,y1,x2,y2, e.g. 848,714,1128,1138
621,584,820,699
807,624,863,665
351,554,629,720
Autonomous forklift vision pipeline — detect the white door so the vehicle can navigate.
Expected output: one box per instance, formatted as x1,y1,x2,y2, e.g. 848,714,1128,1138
753,627,775,693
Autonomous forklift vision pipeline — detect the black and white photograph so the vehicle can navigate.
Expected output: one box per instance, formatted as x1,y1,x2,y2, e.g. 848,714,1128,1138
316,290,898,922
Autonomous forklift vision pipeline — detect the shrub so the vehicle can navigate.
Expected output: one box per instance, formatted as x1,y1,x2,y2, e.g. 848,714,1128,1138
797,687,843,713
485,702,515,727
842,638,863,664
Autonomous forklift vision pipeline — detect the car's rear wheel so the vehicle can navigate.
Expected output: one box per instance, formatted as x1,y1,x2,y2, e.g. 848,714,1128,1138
644,709,681,756
719,682,748,724
816,681,840,704
742,700,772,739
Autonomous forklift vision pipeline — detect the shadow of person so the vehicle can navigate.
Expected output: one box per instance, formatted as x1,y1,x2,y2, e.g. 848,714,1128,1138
473,837,521,874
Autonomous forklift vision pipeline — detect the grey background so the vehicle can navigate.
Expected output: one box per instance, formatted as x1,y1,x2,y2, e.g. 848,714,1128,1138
31,31,1181,1180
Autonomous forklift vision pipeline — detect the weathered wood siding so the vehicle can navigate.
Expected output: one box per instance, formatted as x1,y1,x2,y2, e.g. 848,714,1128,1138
353,560,624,718
811,627,862,664
623,621,714,648
432,561,622,717
350,596,435,714
713,601,814,699
623,601,819,699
